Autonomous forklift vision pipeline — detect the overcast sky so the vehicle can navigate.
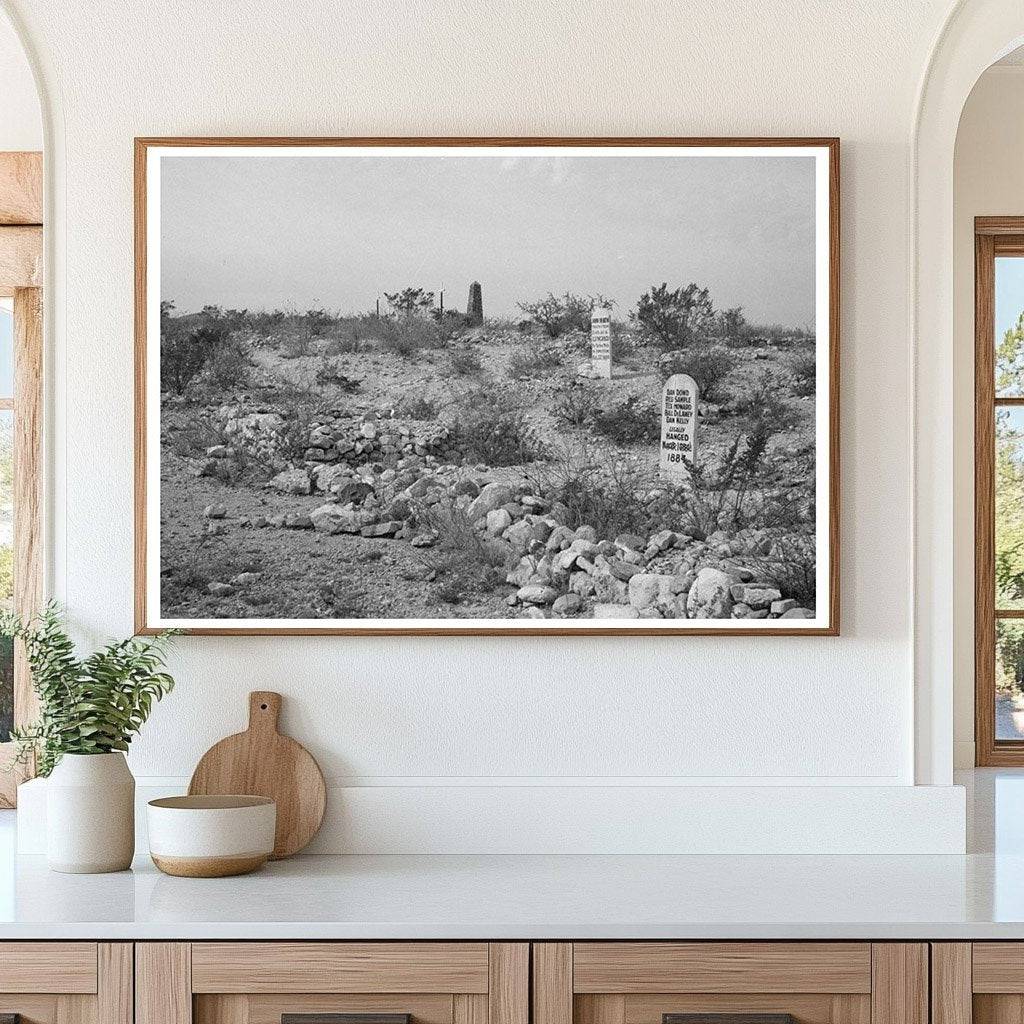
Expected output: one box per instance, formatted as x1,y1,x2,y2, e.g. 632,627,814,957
161,151,816,326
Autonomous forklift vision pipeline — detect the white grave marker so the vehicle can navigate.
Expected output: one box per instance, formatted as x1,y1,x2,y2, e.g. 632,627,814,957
590,307,612,379
660,373,698,481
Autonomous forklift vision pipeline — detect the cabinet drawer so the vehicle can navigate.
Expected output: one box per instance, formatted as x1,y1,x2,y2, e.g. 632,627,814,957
535,943,925,1024
139,942,528,1024
0,942,98,993
191,943,490,993
572,943,872,994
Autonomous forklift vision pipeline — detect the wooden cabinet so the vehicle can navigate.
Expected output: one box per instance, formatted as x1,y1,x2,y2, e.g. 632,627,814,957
931,943,1024,1024
533,944,928,1024
136,943,528,1024
0,943,132,1024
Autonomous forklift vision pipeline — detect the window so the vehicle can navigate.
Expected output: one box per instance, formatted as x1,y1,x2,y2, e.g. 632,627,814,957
974,219,1024,764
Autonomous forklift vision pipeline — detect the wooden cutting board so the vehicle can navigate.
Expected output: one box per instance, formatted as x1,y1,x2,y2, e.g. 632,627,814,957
188,691,326,859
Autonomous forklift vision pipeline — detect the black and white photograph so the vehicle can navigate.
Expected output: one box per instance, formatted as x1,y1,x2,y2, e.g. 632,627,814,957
137,140,838,634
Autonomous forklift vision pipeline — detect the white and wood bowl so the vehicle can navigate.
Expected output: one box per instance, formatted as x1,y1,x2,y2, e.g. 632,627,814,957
147,795,276,877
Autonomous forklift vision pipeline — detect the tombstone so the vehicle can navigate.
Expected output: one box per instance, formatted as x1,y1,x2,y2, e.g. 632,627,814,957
590,307,612,379
660,373,698,482
466,281,483,326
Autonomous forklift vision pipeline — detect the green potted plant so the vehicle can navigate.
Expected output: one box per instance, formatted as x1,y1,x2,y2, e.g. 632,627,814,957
2,604,177,873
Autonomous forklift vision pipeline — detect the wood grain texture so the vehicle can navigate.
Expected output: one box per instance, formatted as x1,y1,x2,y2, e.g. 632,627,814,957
831,995,872,1024
0,153,42,224
931,945,971,1024
188,691,326,859
236,994,452,1024
972,943,1024,991
191,942,489,994
0,286,42,806
0,226,41,290
870,945,927,1024
489,944,528,1024
97,945,133,1024
0,943,97,993
134,135,840,637
578,997,626,1024
194,995,248,1024
0,997,59,1024
55,995,94,1024
534,944,573,1024
573,943,871,994
976,228,999,765
975,995,1024,1024
453,995,487,1024
136,943,192,1024
622,994,837,1024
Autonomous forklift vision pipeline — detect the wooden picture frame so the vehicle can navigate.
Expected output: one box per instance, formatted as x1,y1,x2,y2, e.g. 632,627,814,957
975,216,1024,764
135,137,840,636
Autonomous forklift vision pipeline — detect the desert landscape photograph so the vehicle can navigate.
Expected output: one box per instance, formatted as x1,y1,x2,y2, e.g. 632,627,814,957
141,143,834,631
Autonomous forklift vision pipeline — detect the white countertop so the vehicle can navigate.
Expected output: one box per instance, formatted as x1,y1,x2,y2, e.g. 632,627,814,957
0,849,1023,940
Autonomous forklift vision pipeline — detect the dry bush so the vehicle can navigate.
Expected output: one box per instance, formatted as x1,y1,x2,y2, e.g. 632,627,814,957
730,369,800,431
394,395,439,420
507,344,562,380
784,348,817,397
659,345,737,402
449,392,546,466
314,356,361,392
419,498,509,599
740,534,817,609
449,346,483,375
590,395,660,445
552,384,599,428
379,316,443,358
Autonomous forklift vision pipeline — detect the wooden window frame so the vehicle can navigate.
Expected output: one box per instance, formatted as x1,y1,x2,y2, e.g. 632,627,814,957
0,151,43,806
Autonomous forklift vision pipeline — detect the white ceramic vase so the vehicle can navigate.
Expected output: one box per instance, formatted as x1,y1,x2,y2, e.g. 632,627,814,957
46,752,135,873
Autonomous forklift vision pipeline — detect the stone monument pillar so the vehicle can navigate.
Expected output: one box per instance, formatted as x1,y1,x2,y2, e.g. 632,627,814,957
590,307,612,379
466,281,483,326
660,373,698,481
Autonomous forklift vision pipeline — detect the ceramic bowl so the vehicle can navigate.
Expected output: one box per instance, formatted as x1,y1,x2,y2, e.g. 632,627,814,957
147,795,276,877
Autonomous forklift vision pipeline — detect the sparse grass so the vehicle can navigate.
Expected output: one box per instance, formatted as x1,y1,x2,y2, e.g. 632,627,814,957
394,395,439,420
379,316,444,358
420,498,510,600
591,395,660,445
507,344,562,379
450,346,483,375
314,356,361,392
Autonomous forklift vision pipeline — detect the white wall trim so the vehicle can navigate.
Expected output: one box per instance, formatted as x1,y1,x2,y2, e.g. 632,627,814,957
912,0,1024,785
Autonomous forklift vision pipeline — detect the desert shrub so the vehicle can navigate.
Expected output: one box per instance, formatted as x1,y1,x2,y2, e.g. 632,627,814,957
314,356,361,392
552,384,599,428
163,408,230,458
206,336,254,391
161,322,231,395
281,332,314,359
449,393,546,466
741,534,817,609
527,450,657,538
304,308,334,336
516,292,602,338
633,282,716,350
716,306,747,341
591,395,660,445
449,346,482,375
730,369,800,431
660,345,737,402
395,395,439,420
379,316,443,357
419,499,509,600
507,344,562,380
323,332,360,356
785,349,817,397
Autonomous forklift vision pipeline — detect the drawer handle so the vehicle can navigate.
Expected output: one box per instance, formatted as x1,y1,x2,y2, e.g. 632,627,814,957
664,1016,797,1024
283,1016,411,1024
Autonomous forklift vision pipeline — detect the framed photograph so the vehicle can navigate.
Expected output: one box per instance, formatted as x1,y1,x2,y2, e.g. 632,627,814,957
135,137,839,635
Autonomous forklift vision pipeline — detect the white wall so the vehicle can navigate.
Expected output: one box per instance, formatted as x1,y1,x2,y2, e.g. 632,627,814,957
0,10,39,151
952,65,1024,768
1,0,972,851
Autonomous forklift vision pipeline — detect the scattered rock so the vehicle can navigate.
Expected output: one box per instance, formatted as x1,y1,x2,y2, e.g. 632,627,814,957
486,508,513,535
410,531,438,548
311,505,366,534
592,603,641,619
467,482,515,520
270,468,312,495
552,593,584,615
729,584,782,609
361,520,403,538
204,504,227,519
771,598,797,616
205,521,227,536
207,582,235,597
283,513,314,530
781,607,815,619
686,567,735,619
516,584,558,605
